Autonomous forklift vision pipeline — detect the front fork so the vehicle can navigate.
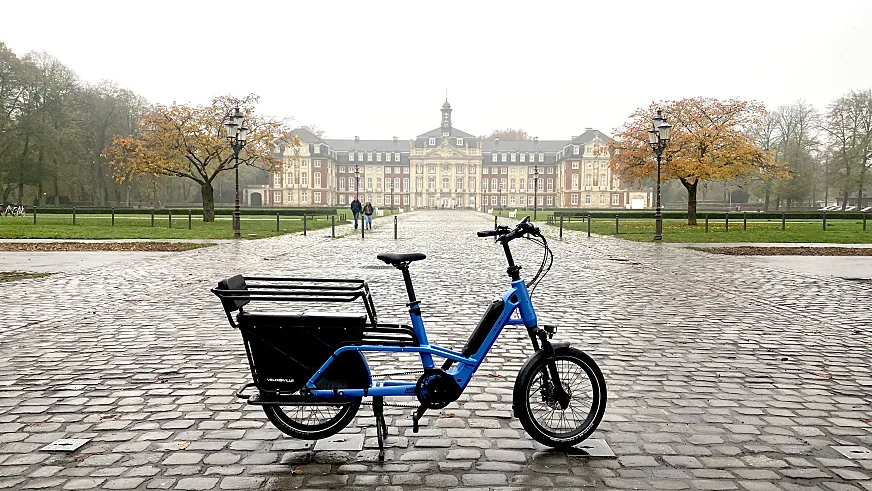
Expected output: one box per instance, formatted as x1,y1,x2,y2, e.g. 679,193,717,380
527,325,571,410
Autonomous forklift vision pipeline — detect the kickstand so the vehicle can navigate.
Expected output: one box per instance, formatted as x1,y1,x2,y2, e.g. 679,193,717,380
373,396,387,462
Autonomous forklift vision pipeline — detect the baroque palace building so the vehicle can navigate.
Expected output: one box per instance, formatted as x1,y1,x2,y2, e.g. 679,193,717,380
258,101,641,210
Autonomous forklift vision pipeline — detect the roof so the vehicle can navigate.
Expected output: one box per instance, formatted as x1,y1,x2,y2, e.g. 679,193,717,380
326,139,411,152
570,129,612,145
481,140,567,152
289,127,326,144
416,127,476,139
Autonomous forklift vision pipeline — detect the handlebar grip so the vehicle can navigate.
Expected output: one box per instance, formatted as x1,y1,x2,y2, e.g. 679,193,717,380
477,230,499,237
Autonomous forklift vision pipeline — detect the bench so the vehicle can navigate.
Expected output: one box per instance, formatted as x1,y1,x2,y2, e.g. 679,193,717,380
376,209,385,217
507,209,518,219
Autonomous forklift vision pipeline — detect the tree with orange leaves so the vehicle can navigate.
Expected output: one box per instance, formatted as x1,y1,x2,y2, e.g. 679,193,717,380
610,97,780,224
104,94,297,221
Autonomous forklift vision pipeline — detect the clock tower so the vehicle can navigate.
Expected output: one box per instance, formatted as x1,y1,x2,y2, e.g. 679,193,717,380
441,99,452,131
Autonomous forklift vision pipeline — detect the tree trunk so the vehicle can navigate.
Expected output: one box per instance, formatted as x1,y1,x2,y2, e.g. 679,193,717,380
201,180,216,222
858,160,867,209
680,178,699,225
764,187,770,211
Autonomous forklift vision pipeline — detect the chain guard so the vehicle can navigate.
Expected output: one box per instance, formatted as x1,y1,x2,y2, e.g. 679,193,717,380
415,369,462,409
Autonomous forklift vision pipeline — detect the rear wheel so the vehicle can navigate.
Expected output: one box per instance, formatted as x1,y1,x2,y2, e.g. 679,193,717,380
514,346,606,448
263,398,361,440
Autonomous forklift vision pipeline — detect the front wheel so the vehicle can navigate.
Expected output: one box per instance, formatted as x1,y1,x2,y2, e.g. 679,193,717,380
513,345,606,448
263,398,361,440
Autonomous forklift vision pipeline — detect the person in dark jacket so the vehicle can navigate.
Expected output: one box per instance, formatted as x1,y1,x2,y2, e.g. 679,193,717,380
363,201,374,230
350,198,362,229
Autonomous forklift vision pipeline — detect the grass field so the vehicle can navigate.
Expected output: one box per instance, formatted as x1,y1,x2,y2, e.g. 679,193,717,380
0,214,341,239
490,209,554,222
556,217,872,243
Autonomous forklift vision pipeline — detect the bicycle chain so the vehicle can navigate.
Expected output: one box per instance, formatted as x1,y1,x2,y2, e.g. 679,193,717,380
360,369,423,408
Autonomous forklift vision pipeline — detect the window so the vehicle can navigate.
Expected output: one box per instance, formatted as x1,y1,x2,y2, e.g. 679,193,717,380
547,196,553,206
386,153,392,162
394,167,401,174
585,195,591,204
510,153,516,162
442,132,448,137
510,196,516,206
314,172,321,187
572,174,579,188
340,166,346,173
547,178,553,191
442,178,449,190
403,195,409,205
456,138,463,145
519,196,525,206
537,179,544,191
301,173,308,186
349,177,356,190
394,177,400,190
501,167,508,174
547,167,554,174
601,161,607,168
441,165,450,173
492,178,499,189
573,145,580,155
429,165,435,174
519,178,525,191
274,191,281,203
502,153,507,162
571,194,578,205
492,153,498,163
376,178,382,191
376,153,381,162
520,153,526,162
456,166,464,174
482,179,489,191
366,153,373,162
457,177,463,191
586,161,592,167
314,192,321,203
500,178,507,191
538,153,544,162
394,153,400,161
585,174,592,187
537,196,543,206
274,174,281,186
367,178,373,190
416,177,423,191
339,177,345,190
469,177,475,191
572,161,579,169
385,195,391,206
287,191,293,202
613,194,620,205
416,165,423,173
403,178,409,191
469,165,475,173
428,177,435,190
600,174,606,186
314,160,321,167
429,137,436,146
356,152,362,162
483,168,489,175
600,194,607,204
301,191,308,202
510,179,516,192
403,166,409,174
491,196,498,205
501,196,507,207
377,195,382,205
302,160,308,167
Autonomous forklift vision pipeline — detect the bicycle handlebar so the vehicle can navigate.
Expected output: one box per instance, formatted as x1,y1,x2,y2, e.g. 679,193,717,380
477,217,540,241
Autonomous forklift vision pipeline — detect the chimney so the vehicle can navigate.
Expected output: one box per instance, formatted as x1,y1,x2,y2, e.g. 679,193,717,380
571,136,576,141
393,136,398,144
355,136,359,143
534,136,538,144
494,137,499,146
585,127,592,131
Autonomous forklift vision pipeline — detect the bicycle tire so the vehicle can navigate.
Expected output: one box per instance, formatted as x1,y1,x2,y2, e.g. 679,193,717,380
513,345,606,448
263,398,361,440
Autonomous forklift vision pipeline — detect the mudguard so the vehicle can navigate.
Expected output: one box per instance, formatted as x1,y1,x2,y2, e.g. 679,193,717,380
512,342,569,417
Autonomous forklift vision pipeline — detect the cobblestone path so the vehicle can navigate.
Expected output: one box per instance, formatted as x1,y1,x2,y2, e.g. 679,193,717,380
1,210,871,490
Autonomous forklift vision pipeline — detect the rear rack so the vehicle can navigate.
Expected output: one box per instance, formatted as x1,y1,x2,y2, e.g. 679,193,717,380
212,276,378,327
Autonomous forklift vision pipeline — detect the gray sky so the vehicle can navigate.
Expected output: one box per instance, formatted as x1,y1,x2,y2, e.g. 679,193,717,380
5,0,872,141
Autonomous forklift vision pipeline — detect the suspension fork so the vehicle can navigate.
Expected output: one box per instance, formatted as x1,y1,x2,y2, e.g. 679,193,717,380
527,325,570,409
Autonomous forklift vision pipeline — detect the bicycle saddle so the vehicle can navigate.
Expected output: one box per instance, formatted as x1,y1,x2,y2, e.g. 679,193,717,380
377,253,426,265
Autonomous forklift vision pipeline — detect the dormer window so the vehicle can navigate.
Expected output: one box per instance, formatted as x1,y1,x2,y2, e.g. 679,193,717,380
456,138,463,146
429,138,436,146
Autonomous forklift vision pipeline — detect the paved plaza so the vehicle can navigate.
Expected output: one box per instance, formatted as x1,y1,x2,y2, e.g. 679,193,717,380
1,210,871,490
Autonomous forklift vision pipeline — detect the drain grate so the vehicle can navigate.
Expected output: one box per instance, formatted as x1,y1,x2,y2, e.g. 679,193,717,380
832,445,872,459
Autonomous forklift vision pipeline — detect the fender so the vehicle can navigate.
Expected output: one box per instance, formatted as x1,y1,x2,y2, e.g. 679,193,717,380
512,342,569,417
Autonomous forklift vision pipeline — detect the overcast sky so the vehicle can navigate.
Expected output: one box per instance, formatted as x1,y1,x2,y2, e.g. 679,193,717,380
4,0,872,141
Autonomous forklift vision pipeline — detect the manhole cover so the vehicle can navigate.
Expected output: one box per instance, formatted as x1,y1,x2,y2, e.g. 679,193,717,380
41,439,90,452
314,433,364,451
832,445,872,459
567,438,616,458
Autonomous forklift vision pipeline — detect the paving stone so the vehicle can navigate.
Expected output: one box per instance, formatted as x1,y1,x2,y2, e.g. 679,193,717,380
175,477,220,490
218,477,265,490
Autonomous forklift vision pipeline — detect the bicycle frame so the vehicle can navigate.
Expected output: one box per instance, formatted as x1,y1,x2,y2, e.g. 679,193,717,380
306,278,538,399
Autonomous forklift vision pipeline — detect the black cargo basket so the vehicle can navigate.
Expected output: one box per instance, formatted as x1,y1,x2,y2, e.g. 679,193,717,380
212,275,417,394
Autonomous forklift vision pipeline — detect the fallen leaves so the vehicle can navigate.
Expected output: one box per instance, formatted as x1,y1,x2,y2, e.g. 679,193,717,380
693,246,872,256
0,242,213,252
0,271,54,282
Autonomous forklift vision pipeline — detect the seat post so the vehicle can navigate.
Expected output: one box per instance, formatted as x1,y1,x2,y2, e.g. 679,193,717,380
399,264,418,306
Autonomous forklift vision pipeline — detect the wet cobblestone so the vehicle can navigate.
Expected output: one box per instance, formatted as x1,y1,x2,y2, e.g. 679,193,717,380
1,210,871,489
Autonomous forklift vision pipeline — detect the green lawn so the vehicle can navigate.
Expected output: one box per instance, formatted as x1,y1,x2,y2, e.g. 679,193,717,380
556,217,872,243
0,214,341,239
490,209,554,222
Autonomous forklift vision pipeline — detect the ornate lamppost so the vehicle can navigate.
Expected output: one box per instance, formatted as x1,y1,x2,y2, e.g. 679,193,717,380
533,165,540,220
354,164,360,200
648,109,672,241
224,106,248,239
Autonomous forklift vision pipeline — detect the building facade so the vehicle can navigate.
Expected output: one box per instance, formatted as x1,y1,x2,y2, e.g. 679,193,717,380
262,101,634,209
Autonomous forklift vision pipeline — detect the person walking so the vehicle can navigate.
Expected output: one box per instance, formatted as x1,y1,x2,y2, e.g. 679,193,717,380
363,200,374,230
350,197,362,229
